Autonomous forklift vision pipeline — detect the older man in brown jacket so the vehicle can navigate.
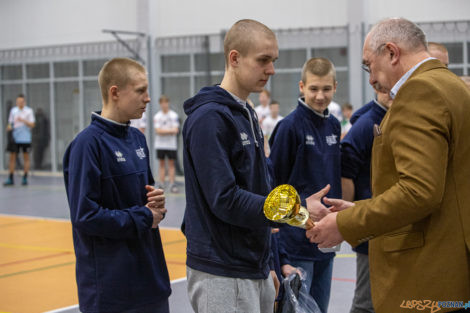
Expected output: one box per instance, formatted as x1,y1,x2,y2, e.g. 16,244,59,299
307,18,470,313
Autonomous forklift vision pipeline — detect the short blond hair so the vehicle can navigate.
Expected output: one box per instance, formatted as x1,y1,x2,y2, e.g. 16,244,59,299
301,57,336,83
98,58,146,103
260,89,271,98
159,94,170,103
223,19,276,66
428,42,448,54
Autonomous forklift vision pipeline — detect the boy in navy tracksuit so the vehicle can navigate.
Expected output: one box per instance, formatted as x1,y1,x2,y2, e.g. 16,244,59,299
341,92,391,313
182,19,280,313
63,58,171,313
269,57,342,313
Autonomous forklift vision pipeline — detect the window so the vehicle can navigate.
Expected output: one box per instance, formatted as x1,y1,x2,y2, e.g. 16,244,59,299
54,61,78,78
276,49,306,69
195,53,224,72
1,65,22,80
26,63,49,79
311,47,348,67
83,59,108,77
161,55,190,73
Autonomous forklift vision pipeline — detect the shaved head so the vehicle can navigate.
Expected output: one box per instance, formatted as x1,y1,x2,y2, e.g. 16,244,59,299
223,19,276,66
428,42,449,66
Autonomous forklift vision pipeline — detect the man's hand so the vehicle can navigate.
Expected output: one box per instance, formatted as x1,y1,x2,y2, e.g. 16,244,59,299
306,212,343,248
324,197,355,212
306,184,331,221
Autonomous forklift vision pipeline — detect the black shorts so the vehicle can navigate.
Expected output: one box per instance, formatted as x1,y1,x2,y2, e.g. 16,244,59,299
157,149,177,160
12,143,31,153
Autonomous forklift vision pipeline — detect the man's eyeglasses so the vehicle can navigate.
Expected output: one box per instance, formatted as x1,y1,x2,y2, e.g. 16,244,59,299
361,43,387,74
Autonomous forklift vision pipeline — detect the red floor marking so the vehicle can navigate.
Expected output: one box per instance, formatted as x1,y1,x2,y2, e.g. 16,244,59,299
332,277,356,283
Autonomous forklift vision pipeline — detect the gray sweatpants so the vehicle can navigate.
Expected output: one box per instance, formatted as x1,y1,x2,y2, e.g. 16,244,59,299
187,267,276,313
350,253,375,313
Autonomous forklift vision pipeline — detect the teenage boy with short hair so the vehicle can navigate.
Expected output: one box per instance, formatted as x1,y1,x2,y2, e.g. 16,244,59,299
63,58,171,313
269,57,342,313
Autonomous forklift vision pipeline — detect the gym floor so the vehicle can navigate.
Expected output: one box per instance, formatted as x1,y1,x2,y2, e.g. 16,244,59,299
0,174,356,313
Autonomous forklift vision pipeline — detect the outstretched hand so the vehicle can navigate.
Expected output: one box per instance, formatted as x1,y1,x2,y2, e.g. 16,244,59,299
324,197,355,212
306,184,331,221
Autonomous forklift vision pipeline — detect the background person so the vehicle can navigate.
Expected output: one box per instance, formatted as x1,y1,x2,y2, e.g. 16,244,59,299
428,41,449,67
255,88,272,126
340,102,353,139
307,18,470,313
4,94,35,186
154,95,180,193
341,90,392,313
63,58,171,313
269,57,342,313
31,107,50,170
261,100,283,157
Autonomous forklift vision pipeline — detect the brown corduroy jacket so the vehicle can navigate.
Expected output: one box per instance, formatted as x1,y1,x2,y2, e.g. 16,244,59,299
337,59,470,313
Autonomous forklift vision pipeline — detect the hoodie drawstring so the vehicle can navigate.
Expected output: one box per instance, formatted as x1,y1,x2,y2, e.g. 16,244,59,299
243,106,259,148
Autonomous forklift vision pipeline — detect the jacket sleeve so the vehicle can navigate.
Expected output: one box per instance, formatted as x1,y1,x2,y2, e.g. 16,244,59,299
337,79,450,246
64,136,153,239
268,119,297,187
186,110,271,228
341,121,371,180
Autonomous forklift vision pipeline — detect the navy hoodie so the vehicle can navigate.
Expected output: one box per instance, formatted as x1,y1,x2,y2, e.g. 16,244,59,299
182,86,275,279
341,100,387,255
63,113,171,313
269,99,342,261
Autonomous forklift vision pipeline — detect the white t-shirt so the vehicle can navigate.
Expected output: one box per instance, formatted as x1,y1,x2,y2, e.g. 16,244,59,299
262,115,283,139
328,101,343,122
130,112,146,130
9,105,35,143
254,105,271,123
153,110,179,150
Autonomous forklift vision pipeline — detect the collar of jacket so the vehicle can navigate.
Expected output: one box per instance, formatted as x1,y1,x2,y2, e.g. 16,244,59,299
297,97,330,120
91,111,130,138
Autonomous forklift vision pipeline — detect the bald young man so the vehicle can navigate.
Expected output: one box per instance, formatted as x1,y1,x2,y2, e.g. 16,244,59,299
63,58,171,313
182,19,280,313
428,41,449,67
307,18,470,313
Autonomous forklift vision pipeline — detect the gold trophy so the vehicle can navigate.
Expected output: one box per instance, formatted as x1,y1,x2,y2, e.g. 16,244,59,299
263,184,314,229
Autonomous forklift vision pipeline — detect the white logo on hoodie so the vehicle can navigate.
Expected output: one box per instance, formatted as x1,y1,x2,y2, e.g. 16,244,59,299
306,135,315,146
240,132,251,146
115,151,126,162
135,147,146,160
326,134,338,146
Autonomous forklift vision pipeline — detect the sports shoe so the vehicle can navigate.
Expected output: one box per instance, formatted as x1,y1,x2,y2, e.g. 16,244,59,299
21,176,28,186
3,178,14,186
170,184,179,193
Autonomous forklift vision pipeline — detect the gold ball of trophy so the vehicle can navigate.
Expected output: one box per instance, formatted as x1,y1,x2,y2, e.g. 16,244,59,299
263,184,314,229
